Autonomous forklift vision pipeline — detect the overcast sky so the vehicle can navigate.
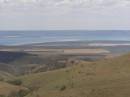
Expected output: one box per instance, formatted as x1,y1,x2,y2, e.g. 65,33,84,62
0,0,130,30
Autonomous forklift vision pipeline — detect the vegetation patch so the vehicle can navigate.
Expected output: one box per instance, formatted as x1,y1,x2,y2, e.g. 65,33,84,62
7,79,22,86
59,85,67,91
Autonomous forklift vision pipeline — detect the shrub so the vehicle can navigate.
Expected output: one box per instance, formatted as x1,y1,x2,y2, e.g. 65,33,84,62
8,89,29,97
59,85,66,91
28,85,40,92
17,89,29,97
7,79,22,86
0,95,6,97
0,77,4,81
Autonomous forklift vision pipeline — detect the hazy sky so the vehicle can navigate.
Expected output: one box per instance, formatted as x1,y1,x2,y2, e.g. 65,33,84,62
0,0,130,30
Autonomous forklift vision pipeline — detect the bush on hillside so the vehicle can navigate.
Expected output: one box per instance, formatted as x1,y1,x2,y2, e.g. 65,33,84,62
7,79,22,86
8,89,29,97
59,85,66,91
0,77,4,81
0,95,6,97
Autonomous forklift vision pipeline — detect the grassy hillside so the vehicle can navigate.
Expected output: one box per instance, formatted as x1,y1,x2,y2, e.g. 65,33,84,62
18,53,130,97
0,71,15,81
0,81,28,96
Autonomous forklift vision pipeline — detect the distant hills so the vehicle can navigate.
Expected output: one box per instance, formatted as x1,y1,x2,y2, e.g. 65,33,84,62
0,51,67,75
22,40,130,47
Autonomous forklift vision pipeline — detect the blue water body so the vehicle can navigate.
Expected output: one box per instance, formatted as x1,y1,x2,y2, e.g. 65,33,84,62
0,30,130,45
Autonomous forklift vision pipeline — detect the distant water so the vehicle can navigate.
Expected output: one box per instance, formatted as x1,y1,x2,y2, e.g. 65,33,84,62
0,30,130,45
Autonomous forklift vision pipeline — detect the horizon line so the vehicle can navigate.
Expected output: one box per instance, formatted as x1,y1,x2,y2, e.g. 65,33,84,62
0,30,130,31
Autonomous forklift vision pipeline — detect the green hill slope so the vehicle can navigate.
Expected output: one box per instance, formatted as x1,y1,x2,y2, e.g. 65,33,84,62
18,53,130,97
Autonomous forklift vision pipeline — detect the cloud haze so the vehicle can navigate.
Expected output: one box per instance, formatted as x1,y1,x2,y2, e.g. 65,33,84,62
0,0,130,11
0,0,130,30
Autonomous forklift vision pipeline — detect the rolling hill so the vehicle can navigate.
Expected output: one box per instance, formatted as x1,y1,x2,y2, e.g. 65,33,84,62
16,53,130,97
0,71,15,81
0,51,67,75
0,44,130,97
0,82,28,96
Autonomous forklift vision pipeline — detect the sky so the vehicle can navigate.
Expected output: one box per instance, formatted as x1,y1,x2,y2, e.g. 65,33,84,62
0,0,130,30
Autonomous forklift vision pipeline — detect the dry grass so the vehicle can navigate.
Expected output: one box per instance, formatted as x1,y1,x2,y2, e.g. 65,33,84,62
17,53,130,97
0,82,27,96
